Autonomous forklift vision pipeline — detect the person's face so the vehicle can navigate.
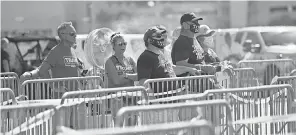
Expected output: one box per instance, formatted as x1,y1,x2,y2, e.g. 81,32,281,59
113,37,127,54
186,21,200,33
60,25,77,45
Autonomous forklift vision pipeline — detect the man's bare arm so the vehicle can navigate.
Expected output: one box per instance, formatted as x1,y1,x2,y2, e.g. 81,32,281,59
30,62,52,78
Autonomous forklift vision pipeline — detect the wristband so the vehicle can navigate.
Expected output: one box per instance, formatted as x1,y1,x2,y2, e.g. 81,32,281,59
29,72,33,78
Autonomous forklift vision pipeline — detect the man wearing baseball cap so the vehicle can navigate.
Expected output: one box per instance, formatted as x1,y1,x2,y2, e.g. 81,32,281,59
171,12,216,76
137,25,200,96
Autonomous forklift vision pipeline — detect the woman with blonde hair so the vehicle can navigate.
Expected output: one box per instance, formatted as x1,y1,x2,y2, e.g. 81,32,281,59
105,32,138,88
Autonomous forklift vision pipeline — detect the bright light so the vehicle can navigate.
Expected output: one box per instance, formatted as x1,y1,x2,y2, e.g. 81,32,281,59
147,1,155,7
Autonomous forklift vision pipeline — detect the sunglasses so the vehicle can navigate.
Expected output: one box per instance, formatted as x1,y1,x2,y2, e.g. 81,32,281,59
116,42,127,46
61,32,76,36
152,33,167,39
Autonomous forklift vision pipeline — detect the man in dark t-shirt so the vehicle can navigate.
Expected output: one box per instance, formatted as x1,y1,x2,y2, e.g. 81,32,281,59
1,38,10,72
137,25,199,96
171,12,216,76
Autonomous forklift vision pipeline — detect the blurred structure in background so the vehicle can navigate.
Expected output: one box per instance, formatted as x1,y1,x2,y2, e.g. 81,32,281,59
2,1,296,36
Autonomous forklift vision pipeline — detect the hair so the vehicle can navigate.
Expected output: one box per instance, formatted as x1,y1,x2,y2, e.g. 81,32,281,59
110,32,124,46
57,22,72,38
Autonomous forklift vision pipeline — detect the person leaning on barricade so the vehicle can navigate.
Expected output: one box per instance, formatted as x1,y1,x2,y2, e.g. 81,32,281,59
105,32,138,88
20,22,86,99
171,13,228,92
105,32,138,125
171,12,216,76
137,25,200,98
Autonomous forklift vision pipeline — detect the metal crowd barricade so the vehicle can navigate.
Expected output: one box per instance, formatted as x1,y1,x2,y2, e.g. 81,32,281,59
0,72,20,96
238,59,296,85
271,76,296,97
234,113,296,135
0,103,59,135
144,84,296,134
56,120,216,135
116,99,234,135
0,88,17,105
143,75,218,99
230,68,259,88
59,86,148,129
20,76,103,100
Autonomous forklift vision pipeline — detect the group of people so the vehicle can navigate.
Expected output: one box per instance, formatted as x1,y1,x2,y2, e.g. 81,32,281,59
18,12,223,95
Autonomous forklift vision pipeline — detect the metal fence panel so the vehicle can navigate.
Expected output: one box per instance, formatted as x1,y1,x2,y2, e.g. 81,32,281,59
1,72,19,96
230,68,259,88
234,113,296,135
20,76,103,100
59,86,148,129
238,59,296,85
143,75,218,99
56,120,216,135
115,99,234,135
0,88,17,105
1,103,58,135
150,84,295,134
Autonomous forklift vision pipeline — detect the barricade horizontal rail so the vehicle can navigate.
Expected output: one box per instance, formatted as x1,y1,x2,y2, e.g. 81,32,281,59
143,84,296,134
1,72,19,96
0,88,17,105
20,76,103,100
238,59,296,85
233,113,296,135
0,103,58,135
143,75,218,99
59,86,148,129
56,120,216,135
116,99,234,135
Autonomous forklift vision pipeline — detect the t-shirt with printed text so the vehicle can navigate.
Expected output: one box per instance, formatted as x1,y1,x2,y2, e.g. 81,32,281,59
137,50,178,95
107,55,136,88
171,35,205,65
43,44,80,78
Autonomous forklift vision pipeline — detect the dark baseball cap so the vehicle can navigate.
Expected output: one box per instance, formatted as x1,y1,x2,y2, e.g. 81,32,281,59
143,25,167,42
180,12,203,24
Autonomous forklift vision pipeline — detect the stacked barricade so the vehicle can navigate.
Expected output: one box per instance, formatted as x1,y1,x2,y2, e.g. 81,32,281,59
0,103,59,135
58,86,148,129
56,120,216,135
238,59,296,85
143,75,219,99
0,88,18,105
20,76,103,100
1,72,20,96
230,68,259,88
234,113,296,135
145,84,296,135
115,99,234,135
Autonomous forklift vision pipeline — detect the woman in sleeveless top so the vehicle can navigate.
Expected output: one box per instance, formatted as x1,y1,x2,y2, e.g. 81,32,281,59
105,32,138,126
105,33,138,88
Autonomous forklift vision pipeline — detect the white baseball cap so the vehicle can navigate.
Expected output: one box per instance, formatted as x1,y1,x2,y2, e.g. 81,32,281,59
196,25,215,37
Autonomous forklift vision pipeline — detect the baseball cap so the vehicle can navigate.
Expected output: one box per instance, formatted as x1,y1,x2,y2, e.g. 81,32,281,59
195,25,215,37
180,12,203,24
143,25,167,42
